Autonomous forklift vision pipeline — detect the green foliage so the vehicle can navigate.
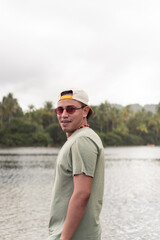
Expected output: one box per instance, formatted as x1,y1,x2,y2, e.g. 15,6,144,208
0,118,52,147
114,130,144,146
45,123,66,146
98,131,144,146
32,131,52,146
0,92,160,147
98,132,122,146
25,103,56,129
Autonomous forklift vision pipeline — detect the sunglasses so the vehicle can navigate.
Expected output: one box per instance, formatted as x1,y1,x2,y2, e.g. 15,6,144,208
55,105,84,115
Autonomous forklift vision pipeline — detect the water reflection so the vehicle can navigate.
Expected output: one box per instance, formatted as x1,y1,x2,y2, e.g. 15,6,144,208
0,146,160,240
0,155,56,169
0,148,58,169
102,154,160,240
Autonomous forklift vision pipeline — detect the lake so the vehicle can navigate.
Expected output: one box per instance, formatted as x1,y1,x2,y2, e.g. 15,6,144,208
0,146,160,240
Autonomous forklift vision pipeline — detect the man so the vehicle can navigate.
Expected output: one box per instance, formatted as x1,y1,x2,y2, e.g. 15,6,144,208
48,89,105,240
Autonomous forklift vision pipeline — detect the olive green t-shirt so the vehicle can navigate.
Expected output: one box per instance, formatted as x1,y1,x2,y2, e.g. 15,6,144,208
48,127,105,240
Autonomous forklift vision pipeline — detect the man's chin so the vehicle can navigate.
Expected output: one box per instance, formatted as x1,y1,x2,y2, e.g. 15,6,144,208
61,127,67,132
61,126,69,132
61,126,74,134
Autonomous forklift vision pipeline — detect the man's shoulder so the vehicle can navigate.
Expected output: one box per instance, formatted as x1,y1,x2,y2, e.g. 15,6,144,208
73,128,104,149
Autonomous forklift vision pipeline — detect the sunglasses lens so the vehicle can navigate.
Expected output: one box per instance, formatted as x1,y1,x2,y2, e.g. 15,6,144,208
55,107,63,115
66,106,76,114
55,106,77,115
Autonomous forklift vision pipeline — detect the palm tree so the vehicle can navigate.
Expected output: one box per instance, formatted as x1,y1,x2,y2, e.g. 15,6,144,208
0,102,3,126
28,104,36,112
44,101,53,111
95,101,111,132
0,93,21,122
122,105,134,122
156,102,160,115
109,107,121,130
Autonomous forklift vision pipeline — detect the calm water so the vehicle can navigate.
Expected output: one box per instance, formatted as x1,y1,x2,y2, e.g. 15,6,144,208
0,146,160,240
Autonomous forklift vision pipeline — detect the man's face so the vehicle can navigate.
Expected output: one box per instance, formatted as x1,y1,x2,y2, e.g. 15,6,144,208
57,99,88,137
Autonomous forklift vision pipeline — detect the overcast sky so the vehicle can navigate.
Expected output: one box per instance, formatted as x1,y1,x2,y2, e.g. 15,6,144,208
0,0,160,110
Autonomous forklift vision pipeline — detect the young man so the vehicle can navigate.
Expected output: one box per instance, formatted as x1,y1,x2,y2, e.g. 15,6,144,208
48,89,105,240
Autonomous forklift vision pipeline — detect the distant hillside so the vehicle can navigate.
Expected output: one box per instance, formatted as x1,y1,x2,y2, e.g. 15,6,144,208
110,104,123,109
129,104,157,113
111,103,157,113
143,104,157,113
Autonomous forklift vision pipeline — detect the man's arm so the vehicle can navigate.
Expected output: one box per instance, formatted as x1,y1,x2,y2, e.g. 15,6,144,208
60,173,93,240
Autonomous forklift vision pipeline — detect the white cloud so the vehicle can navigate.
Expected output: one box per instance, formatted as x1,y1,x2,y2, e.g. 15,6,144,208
0,0,160,110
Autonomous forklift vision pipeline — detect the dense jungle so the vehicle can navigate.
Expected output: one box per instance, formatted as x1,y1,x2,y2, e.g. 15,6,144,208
0,93,160,147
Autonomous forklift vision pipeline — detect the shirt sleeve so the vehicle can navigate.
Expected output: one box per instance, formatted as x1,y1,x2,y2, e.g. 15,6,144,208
70,136,98,177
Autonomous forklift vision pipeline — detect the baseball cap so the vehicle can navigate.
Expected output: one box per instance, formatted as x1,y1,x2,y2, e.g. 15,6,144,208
59,89,93,118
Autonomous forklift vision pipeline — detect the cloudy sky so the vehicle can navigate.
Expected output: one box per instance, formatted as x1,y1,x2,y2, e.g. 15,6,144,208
0,0,160,110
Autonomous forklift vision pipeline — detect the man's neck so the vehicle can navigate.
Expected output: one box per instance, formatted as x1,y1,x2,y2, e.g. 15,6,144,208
66,123,89,138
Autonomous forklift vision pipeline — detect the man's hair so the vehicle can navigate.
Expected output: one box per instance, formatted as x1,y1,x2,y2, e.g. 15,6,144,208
61,90,73,96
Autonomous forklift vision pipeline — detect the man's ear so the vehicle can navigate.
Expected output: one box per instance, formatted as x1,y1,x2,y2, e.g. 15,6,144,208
83,106,90,118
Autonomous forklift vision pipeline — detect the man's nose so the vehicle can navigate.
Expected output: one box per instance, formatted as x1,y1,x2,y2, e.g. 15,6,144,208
61,109,69,117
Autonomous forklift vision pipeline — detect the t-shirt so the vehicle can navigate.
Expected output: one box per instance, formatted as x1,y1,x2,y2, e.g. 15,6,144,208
48,127,105,240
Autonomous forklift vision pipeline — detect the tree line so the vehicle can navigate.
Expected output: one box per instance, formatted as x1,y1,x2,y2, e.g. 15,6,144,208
0,93,160,147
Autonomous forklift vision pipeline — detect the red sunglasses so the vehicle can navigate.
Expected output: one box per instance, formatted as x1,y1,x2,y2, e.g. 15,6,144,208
55,105,84,115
